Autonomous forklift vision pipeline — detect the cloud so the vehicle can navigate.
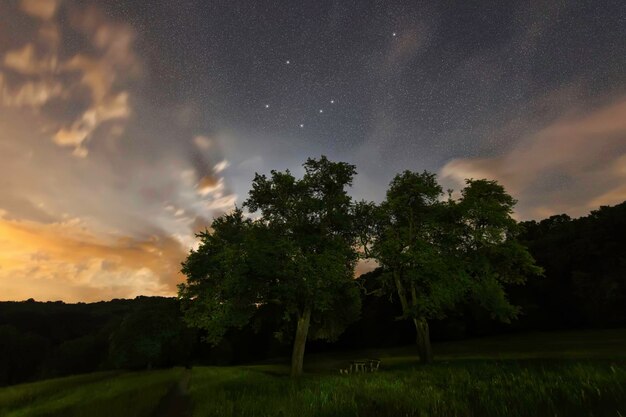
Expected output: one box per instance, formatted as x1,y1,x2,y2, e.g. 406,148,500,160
382,24,432,75
194,135,212,150
589,185,626,209
52,91,130,153
441,97,626,219
0,3,238,302
587,155,626,207
0,78,63,108
4,43,57,75
205,194,237,211
20,0,59,20
1,4,139,156
213,159,230,173
0,105,237,301
197,176,223,196
0,215,187,302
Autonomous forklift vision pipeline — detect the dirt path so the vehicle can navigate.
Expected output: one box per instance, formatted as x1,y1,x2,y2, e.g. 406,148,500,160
152,369,193,417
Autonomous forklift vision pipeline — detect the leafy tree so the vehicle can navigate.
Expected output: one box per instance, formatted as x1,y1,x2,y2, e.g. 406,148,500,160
0,325,48,385
109,302,192,370
365,172,542,363
48,333,107,376
519,202,626,327
178,156,361,376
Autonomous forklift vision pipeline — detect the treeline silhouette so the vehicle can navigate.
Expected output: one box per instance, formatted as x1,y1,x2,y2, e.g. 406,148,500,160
1,201,625,386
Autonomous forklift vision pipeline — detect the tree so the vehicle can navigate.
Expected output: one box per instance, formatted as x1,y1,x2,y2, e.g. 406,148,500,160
109,302,192,370
0,325,49,385
365,172,542,363
519,202,626,328
178,156,361,376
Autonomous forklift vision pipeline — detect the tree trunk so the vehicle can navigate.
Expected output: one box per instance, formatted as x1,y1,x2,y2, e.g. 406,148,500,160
290,304,312,377
413,317,433,364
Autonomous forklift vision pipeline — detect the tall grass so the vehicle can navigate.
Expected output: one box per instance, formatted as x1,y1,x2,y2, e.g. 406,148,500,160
3,329,626,417
190,361,626,417
0,372,119,414
0,368,182,417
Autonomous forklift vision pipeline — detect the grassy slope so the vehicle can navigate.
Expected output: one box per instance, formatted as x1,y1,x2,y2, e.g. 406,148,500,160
2,329,626,417
0,369,182,417
189,329,626,417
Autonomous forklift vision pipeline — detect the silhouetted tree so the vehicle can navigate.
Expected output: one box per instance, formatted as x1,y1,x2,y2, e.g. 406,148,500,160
48,333,107,376
0,325,49,385
109,302,192,370
364,172,542,363
178,156,361,376
519,202,626,327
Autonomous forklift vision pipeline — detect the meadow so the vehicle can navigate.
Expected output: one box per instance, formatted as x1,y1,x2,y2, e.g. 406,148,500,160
0,369,182,417
2,329,626,417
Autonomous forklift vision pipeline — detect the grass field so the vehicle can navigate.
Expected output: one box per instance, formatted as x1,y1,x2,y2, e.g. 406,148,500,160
0,369,182,417
2,329,626,417
190,361,626,417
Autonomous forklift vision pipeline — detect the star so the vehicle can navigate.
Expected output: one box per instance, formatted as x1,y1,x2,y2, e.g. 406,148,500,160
319,109,323,113
286,60,290,64
299,124,304,128
392,32,397,37
330,100,335,104
265,104,270,108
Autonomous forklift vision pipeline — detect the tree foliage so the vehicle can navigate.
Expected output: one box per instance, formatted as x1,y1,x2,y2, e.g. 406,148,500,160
520,202,626,327
178,156,361,376
108,302,192,370
364,172,542,362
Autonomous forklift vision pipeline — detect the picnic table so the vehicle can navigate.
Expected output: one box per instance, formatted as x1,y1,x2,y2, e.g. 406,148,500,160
345,358,381,374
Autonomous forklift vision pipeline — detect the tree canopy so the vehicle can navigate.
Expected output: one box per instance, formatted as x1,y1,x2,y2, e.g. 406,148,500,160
179,156,361,376
364,172,543,362
178,159,543,371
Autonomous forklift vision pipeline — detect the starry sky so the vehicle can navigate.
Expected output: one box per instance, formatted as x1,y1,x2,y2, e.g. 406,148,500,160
1,0,625,302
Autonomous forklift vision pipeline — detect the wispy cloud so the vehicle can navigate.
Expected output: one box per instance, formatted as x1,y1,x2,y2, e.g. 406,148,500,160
0,1,237,301
441,97,626,219
19,0,60,21
0,3,139,157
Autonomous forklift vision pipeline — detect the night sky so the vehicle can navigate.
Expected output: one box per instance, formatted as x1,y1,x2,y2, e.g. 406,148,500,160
1,0,625,301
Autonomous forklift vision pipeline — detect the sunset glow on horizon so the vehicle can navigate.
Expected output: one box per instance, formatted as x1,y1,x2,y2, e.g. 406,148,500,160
1,0,625,302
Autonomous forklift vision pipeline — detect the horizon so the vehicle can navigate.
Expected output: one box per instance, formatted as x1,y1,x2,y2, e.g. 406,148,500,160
0,200,620,304
1,0,625,303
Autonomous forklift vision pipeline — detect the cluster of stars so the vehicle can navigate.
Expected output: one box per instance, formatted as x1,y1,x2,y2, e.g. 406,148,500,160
263,83,338,128
261,32,397,130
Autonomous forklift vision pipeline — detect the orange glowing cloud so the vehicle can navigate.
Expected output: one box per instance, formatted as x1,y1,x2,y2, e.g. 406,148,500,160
0,216,187,302
19,0,59,20
0,2,236,303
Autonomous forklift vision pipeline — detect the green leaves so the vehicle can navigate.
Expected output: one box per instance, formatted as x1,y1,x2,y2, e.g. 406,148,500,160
369,170,541,324
179,156,362,353
243,155,360,321
178,158,541,368
178,209,259,345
